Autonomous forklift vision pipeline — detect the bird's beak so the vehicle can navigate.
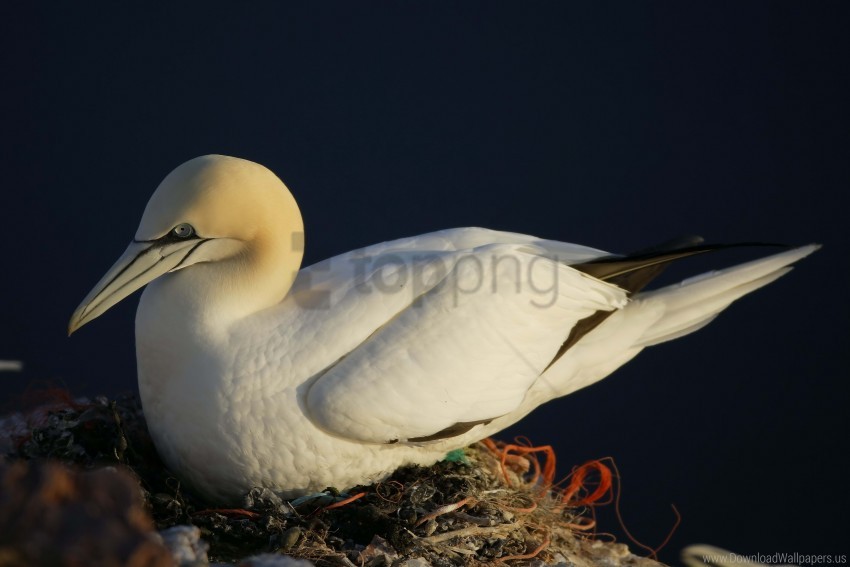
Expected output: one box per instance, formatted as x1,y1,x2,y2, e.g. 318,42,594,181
68,238,201,335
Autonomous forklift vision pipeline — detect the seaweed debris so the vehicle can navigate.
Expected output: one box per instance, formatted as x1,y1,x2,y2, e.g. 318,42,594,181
3,394,664,566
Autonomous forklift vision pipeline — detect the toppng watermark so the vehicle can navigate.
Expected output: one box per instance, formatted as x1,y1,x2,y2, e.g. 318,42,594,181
697,551,847,565
295,248,572,311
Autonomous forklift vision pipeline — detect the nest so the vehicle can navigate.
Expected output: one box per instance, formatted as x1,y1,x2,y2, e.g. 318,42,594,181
2,394,664,566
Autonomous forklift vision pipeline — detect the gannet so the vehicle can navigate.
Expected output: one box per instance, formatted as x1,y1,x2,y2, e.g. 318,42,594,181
69,155,818,502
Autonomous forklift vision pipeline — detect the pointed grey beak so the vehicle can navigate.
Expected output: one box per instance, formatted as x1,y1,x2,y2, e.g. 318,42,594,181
68,238,203,335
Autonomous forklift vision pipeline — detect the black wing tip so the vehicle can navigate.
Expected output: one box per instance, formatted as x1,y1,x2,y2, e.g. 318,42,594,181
572,240,798,289
599,240,791,265
626,234,705,256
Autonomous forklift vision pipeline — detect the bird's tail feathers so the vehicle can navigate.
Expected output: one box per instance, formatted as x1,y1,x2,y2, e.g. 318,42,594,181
632,244,819,348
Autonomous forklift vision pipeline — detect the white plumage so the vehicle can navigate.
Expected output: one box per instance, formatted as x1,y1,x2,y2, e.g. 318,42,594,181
69,155,817,502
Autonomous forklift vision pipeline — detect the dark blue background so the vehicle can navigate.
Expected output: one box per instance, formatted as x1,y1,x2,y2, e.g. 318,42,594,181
2,2,848,563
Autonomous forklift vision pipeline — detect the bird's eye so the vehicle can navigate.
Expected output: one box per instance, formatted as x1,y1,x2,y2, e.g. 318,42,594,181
171,223,195,239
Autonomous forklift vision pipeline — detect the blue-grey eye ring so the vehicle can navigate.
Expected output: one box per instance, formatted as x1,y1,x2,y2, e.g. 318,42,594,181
171,223,195,238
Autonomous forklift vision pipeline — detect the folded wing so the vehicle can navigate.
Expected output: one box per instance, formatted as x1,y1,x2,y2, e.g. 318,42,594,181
304,240,625,444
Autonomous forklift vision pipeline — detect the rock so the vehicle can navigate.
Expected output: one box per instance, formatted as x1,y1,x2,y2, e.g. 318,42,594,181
0,460,172,566
157,525,209,565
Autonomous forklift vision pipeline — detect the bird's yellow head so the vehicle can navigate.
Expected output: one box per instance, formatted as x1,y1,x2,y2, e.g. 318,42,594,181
69,155,304,335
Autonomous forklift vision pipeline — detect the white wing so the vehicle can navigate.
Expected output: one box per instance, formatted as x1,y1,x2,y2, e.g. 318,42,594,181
290,227,609,295
295,233,625,444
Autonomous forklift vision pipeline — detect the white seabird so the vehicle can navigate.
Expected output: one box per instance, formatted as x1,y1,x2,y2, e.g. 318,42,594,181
69,155,818,502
